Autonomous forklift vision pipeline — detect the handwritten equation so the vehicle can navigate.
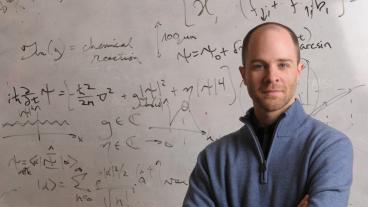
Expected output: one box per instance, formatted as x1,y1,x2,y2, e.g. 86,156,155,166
5,144,186,207
19,37,142,64
6,75,232,112
239,0,359,21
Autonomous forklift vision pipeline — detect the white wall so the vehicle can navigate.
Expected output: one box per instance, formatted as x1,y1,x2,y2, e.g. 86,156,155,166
0,0,367,206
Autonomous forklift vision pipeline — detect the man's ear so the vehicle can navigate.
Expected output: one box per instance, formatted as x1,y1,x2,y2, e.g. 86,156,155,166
296,62,304,81
239,66,247,85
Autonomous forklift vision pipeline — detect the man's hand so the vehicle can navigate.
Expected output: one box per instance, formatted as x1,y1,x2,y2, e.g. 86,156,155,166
297,195,310,207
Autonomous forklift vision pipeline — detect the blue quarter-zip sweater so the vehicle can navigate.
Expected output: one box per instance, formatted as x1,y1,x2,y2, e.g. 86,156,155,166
183,100,353,207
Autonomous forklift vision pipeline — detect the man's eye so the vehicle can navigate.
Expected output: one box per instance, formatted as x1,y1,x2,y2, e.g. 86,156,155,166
252,64,264,70
279,63,290,69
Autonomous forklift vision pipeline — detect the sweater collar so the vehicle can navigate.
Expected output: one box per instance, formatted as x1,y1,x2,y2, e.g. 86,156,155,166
240,99,308,137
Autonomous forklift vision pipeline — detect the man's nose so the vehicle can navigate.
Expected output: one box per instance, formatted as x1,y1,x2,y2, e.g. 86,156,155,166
265,65,280,83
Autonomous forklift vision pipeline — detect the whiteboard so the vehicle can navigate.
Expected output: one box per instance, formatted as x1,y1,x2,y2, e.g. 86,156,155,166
0,0,367,206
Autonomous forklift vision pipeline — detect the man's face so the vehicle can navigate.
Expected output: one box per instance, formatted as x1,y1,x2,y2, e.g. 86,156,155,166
240,26,303,114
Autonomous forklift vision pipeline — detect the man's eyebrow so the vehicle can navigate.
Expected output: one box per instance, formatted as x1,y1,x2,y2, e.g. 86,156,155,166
250,58,294,63
250,59,266,64
277,58,293,62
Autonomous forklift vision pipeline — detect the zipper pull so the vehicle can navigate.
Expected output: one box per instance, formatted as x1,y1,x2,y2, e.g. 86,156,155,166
260,161,268,184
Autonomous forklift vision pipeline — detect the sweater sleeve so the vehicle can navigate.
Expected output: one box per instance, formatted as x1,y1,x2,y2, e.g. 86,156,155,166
182,151,216,207
307,135,353,207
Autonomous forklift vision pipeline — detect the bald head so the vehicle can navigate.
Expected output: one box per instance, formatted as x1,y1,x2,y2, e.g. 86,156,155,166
241,22,300,66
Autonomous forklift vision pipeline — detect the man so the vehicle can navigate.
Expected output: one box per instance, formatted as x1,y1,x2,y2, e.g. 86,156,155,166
182,22,353,207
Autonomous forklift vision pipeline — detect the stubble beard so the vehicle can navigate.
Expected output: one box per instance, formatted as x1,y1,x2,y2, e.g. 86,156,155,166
251,82,297,113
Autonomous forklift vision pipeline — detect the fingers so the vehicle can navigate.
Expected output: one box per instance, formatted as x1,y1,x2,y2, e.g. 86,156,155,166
297,194,310,207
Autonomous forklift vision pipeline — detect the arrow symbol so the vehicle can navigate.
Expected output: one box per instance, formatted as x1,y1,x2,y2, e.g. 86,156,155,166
154,21,162,58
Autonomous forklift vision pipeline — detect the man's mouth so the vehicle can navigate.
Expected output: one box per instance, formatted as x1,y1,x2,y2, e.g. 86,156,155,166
262,90,283,96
